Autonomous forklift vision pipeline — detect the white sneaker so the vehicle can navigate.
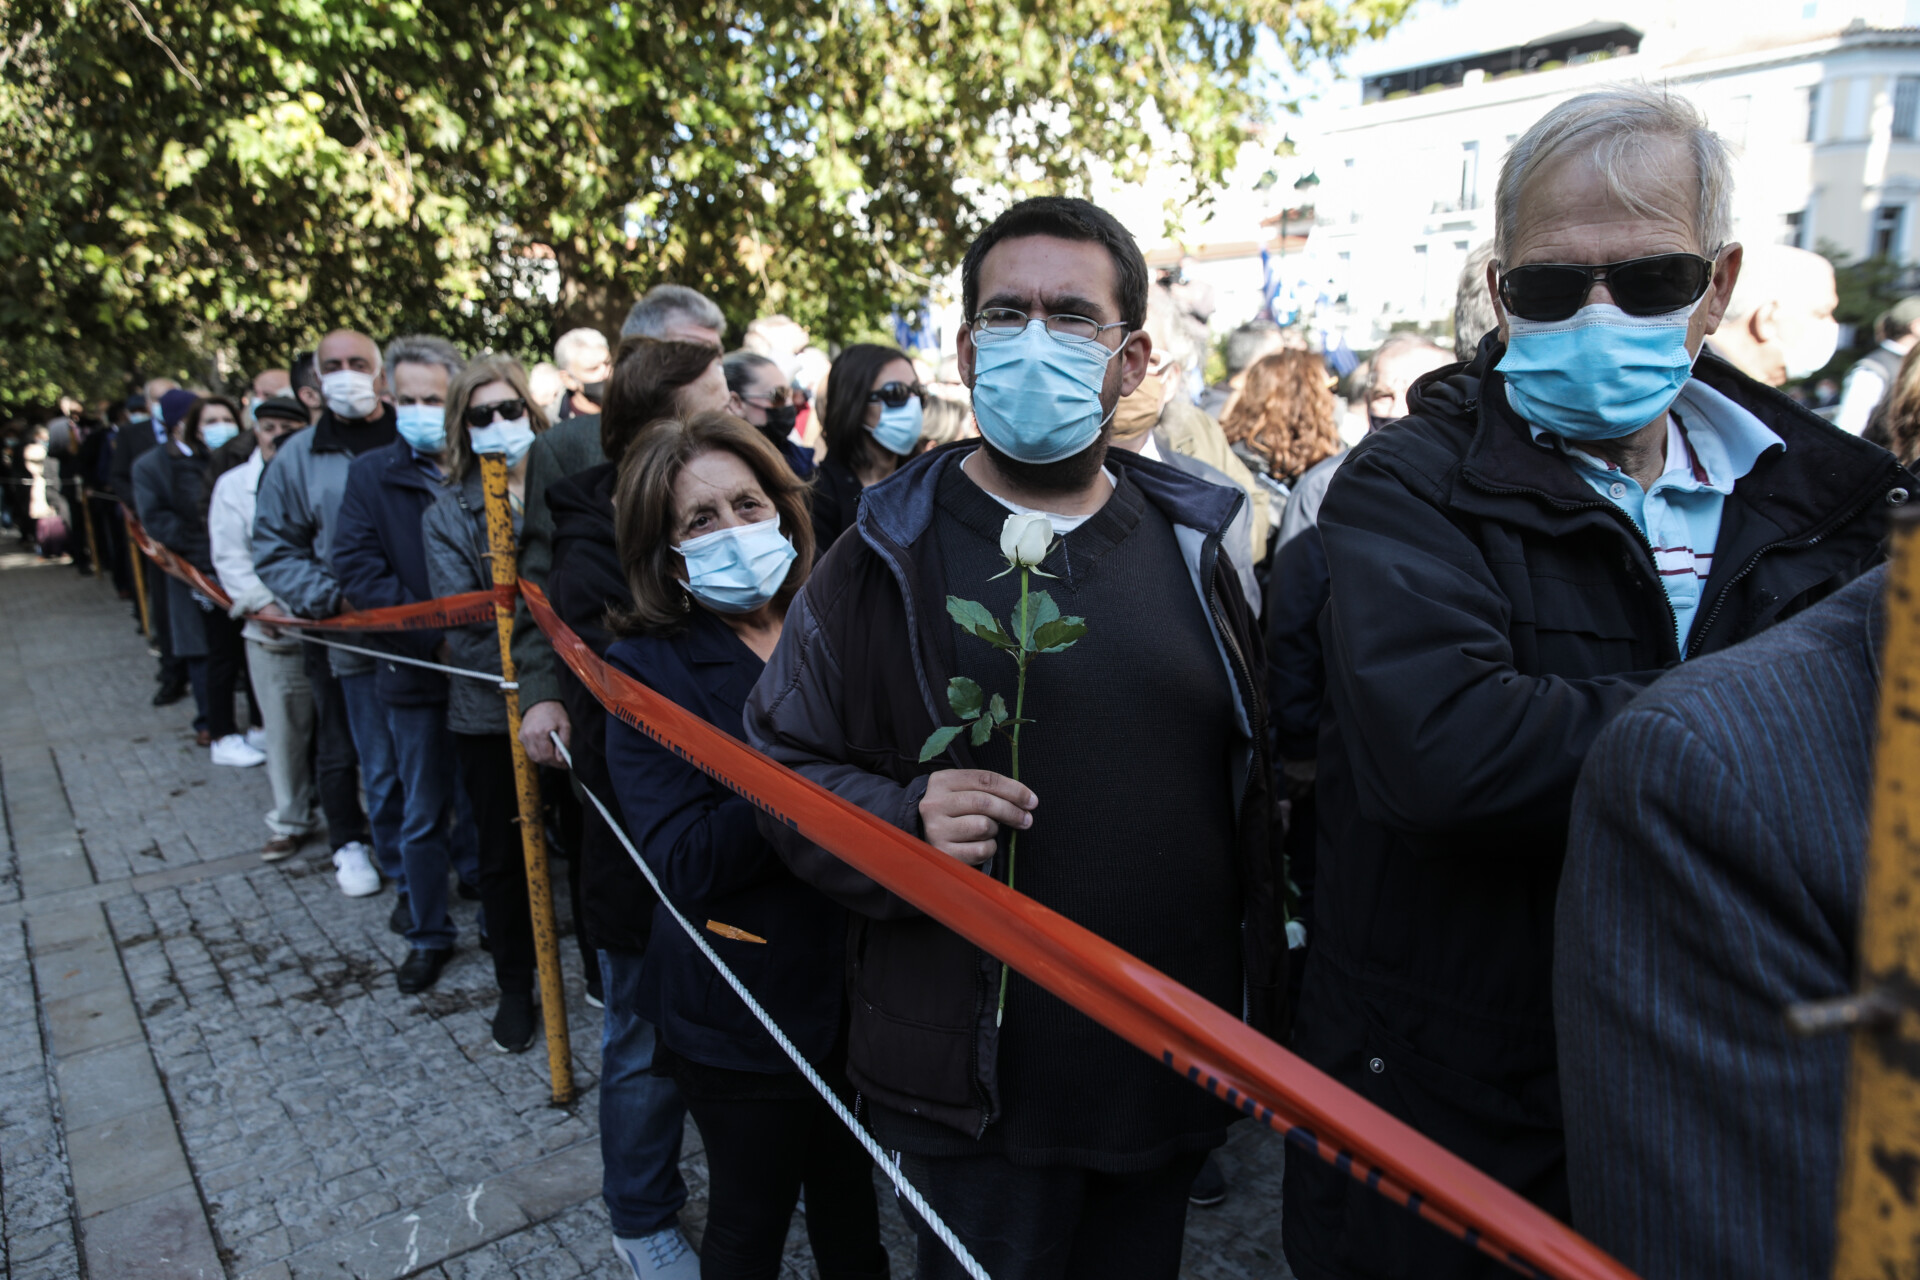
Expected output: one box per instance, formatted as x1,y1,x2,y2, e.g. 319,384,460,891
333,842,381,897
612,1227,698,1279
210,735,268,768
245,726,268,753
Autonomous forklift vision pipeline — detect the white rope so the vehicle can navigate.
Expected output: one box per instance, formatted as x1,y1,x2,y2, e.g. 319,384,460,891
292,632,516,688
550,732,991,1280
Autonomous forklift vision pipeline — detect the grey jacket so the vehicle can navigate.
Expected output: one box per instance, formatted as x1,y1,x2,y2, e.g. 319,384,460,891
422,470,512,735
251,412,393,676
509,415,605,710
1151,428,1262,615
1555,564,1887,1280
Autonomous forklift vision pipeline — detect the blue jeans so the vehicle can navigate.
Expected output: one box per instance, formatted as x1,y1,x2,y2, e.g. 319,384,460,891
383,701,480,951
599,949,688,1237
338,672,404,886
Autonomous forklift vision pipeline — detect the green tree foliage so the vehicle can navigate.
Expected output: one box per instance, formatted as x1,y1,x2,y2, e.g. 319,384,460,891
0,0,1410,404
1816,237,1913,380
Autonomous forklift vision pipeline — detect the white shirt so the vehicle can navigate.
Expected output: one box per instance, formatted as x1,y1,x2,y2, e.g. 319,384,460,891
208,450,297,648
1835,340,1906,436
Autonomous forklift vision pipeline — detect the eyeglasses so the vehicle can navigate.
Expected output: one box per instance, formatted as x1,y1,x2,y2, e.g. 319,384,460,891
866,381,927,409
742,385,804,409
1498,253,1717,323
971,308,1132,347
464,398,525,428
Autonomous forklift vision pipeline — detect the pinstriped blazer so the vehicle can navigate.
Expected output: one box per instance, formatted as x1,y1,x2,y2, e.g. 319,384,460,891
1555,564,1886,1280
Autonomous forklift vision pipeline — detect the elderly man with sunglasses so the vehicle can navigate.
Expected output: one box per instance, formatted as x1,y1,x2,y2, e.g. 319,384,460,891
1281,86,1910,1280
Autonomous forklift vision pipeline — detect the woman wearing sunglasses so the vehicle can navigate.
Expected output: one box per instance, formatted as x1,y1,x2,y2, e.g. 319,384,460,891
722,349,814,479
419,356,557,1053
811,342,923,550
1283,85,1912,1280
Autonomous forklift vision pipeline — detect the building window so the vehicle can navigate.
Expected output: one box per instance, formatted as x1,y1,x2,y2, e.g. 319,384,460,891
1896,77,1920,139
1873,205,1905,259
1459,141,1480,211
1806,85,1820,142
1785,209,1806,248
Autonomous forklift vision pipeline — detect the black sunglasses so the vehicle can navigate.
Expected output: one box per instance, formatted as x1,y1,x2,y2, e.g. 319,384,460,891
867,381,926,409
464,398,526,428
1499,253,1716,323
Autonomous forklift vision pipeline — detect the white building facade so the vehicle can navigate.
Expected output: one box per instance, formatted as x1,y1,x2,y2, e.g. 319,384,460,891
1306,15,1920,347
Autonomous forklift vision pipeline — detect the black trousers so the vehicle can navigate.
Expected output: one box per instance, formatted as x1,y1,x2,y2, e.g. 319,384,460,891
95,496,131,595
452,732,538,993
899,1148,1206,1280
203,608,258,739
303,643,368,848
677,1071,888,1280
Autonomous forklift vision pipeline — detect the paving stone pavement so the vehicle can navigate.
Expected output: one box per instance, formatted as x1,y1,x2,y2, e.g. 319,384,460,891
0,544,1295,1278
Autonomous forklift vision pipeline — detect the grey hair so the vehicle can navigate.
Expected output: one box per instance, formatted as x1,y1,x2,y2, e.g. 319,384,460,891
720,349,780,395
1723,243,1833,320
1495,84,1732,266
620,284,727,340
552,327,609,370
1454,240,1500,360
383,334,465,380
1363,333,1453,398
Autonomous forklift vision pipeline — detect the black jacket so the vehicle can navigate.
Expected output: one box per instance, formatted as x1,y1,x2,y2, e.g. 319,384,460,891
745,442,1283,1140
606,613,849,1073
1282,338,1909,1280
807,454,865,554
545,462,659,955
331,441,448,705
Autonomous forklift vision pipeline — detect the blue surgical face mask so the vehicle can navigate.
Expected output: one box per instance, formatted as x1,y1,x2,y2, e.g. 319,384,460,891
1498,301,1699,441
870,397,924,456
200,422,240,451
676,516,797,614
970,321,1128,464
468,415,536,467
395,404,447,453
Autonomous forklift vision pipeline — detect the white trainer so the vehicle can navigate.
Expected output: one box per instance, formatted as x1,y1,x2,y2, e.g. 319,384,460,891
210,735,268,768
245,726,269,753
612,1227,698,1279
333,842,381,897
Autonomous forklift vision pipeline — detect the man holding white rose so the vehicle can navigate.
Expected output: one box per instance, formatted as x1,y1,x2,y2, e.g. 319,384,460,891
745,197,1282,1280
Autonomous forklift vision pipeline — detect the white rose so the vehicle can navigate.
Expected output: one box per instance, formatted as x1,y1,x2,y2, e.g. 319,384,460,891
999,511,1053,567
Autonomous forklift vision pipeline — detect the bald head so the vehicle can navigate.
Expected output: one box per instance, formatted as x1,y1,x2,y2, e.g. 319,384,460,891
1714,244,1838,386
318,330,381,376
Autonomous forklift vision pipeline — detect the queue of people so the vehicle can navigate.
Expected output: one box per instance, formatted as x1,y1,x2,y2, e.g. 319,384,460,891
14,77,1920,1280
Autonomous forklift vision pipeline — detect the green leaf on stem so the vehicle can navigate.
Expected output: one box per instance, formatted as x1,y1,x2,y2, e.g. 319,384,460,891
947,596,1014,649
969,715,994,747
1031,617,1088,653
947,676,984,720
988,692,1009,724
1015,591,1062,652
918,724,966,762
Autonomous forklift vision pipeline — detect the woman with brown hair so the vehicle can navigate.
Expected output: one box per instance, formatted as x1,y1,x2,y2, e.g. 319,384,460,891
534,339,739,1275
420,354,557,1052
603,412,886,1280
599,335,732,468
1881,342,1920,466
1220,348,1343,486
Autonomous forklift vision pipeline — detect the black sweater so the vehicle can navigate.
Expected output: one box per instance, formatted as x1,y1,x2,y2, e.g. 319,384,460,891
869,467,1243,1170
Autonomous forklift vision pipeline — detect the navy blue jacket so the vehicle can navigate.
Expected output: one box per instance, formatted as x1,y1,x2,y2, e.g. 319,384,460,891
1556,565,1886,1280
331,440,447,705
606,610,848,1074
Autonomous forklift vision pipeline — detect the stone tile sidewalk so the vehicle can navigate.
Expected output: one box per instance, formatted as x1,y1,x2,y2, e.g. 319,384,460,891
0,546,1293,1278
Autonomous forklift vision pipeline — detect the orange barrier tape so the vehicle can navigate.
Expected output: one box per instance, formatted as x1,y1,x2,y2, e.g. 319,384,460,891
520,581,1638,1280
124,511,496,630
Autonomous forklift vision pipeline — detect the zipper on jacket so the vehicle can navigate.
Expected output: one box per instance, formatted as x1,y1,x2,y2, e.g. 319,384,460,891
1206,560,1271,1027
1683,474,1902,659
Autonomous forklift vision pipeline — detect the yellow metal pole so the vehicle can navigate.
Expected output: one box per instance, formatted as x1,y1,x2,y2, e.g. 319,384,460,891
478,453,575,1105
1831,501,1920,1279
125,508,152,637
79,487,103,581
